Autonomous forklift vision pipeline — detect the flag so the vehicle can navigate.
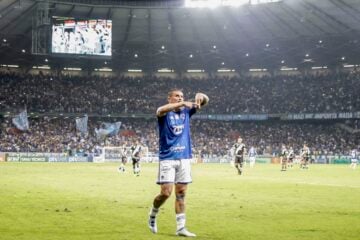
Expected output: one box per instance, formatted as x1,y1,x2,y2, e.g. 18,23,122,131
95,122,121,139
12,110,29,131
76,115,88,134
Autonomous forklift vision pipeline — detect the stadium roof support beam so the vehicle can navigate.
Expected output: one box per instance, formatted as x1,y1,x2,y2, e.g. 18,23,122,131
205,10,237,70
122,9,132,49
336,0,360,17
301,1,353,33
0,2,37,34
106,7,112,19
277,3,319,37
0,0,20,19
31,1,52,55
118,8,133,71
224,8,256,53
44,0,183,8
23,3,56,37
87,6,94,18
261,6,301,38
186,10,207,71
246,6,276,39
146,8,153,72
65,4,76,16
330,0,360,23
167,10,181,73
222,8,260,69
281,3,327,35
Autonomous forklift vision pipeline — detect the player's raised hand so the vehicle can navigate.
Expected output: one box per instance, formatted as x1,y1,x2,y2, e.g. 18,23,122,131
195,93,209,109
195,96,202,109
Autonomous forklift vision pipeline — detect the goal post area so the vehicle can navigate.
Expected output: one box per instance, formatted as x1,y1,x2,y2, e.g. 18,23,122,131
93,146,158,163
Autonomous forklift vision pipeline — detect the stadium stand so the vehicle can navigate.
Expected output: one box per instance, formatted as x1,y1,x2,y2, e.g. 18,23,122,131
1,70,360,115
1,115,359,158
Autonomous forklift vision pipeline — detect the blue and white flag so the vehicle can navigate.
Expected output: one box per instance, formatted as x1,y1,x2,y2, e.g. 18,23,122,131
76,115,88,134
12,110,29,131
95,122,121,139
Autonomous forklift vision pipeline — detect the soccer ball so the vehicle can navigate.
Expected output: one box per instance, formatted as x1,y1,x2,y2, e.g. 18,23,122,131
196,93,209,106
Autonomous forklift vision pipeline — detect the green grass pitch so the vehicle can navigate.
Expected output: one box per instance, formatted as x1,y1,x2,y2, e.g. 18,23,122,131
0,162,359,240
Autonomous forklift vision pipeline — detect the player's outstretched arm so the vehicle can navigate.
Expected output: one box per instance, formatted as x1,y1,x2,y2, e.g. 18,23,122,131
156,101,198,117
195,93,209,109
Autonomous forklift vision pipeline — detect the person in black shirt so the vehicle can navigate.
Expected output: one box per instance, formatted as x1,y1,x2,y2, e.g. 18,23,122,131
233,137,246,175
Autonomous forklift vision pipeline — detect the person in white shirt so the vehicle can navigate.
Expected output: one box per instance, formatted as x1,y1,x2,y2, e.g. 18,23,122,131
350,149,358,170
248,146,257,168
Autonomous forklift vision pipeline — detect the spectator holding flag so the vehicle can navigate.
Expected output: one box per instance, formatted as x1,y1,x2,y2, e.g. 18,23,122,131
76,115,88,135
95,121,121,139
12,110,29,131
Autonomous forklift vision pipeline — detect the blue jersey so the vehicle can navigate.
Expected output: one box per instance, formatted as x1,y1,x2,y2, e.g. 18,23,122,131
158,107,196,160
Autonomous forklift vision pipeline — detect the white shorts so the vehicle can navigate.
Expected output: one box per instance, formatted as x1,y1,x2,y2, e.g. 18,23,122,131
157,159,192,185
249,157,256,163
351,159,358,164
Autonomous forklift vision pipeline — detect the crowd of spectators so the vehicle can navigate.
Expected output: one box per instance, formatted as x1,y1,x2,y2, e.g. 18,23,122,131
1,70,360,157
1,70,360,114
1,117,358,157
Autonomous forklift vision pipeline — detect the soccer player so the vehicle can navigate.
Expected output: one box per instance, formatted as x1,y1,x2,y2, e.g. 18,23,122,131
248,146,257,168
131,142,142,176
148,89,208,237
233,137,246,175
280,144,288,171
350,149,358,170
287,146,295,169
300,143,310,169
118,145,127,173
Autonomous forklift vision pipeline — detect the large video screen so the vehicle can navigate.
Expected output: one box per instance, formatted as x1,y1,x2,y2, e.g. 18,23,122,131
51,17,112,56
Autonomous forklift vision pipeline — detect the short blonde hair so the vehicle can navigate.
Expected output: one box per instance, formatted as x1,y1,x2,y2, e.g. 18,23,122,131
168,88,183,97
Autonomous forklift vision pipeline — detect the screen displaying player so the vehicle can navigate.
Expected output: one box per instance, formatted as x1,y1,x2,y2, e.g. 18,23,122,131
51,17,112,56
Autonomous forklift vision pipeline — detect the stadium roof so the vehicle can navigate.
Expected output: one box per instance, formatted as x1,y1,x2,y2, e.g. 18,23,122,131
1,0,360,72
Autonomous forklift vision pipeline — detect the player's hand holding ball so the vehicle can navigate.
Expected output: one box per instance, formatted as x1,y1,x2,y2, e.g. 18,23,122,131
195,93,209,109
